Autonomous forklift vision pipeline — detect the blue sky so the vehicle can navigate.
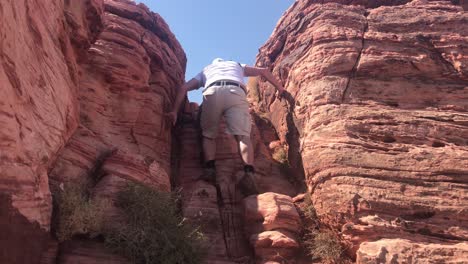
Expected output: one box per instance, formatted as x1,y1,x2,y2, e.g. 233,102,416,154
136,0,294,103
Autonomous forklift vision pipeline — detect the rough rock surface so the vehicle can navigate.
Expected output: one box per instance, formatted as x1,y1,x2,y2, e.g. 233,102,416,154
250,231,300,262
244,192,301,235
1,0,184,262
252,0,468,261
0,0,103,262
357,238,468,263
50,0,185,262
243,193,301,262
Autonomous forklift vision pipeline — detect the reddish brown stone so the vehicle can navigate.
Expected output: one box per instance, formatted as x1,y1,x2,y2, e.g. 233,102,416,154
250,231,300,262
1,0,184,262
357,239,468,263
244,192,301,235
0,0,104,262
253,0,468,261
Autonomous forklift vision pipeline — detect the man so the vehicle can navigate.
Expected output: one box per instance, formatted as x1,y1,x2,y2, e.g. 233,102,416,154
166,58,285,196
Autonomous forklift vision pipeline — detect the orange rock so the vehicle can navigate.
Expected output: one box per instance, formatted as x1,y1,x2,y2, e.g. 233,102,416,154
244,192,301,235
254,0,468,261
250,230,300,262
1,0,184,262
357,239,468,263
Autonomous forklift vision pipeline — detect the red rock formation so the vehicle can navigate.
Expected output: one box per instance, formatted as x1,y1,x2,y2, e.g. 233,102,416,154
0,0,103,262
243,193,301,262
357,238,468,263
252,0,468,261
1,0,185,262
49,0,186,261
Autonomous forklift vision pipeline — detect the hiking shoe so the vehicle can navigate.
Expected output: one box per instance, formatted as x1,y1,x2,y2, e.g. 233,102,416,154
237,171,259,196
199,167,216,184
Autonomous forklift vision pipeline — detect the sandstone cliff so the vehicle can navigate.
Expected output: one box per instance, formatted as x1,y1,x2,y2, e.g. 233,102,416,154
251,0,468,262
1,0,297,263
2,0,468,263
1,0,185,262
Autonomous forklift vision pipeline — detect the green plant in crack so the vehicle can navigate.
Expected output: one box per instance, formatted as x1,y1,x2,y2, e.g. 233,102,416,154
105,182,206,264
54,181,109,242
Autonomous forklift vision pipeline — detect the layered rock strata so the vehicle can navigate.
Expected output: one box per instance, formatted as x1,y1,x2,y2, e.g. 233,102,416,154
251,0,468,261
244,192,301,262
0,0,103,262
50,0,185,261
1,0,185,262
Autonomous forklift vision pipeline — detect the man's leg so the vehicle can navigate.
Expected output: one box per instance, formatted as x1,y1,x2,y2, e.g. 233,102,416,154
199,87,224,183
203,136,217,162
235,135,254,165
223,86,258,195
235,135,258,195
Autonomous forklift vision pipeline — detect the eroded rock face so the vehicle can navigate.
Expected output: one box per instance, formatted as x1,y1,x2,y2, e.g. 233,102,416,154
49,0,186,262
244,192,301,235
0,0,103,262
243,193,301,262
252,0,468,261
357,239,468,263
50,0,186,188
1,0,185,262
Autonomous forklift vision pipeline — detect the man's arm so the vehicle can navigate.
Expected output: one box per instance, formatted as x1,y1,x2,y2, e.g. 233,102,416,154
244,66,285,97
166,78,200,125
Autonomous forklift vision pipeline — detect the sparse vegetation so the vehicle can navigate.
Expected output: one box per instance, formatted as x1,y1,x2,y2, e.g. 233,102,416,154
105,182,206,264
297,193,348,263
54,181,205,264
304,229,344,264
272,145,288,164
302,193,317,222
54,182,108,242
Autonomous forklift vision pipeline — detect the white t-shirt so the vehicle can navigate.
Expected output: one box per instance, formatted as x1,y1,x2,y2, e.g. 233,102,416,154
194,59,247,88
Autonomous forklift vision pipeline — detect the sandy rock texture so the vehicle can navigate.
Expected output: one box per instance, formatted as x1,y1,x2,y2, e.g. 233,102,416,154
251,0,468,261
0,0,103,262
1,0,184,262
244,193,301,262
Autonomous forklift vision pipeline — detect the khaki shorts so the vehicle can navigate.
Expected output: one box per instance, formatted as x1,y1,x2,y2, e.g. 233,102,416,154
200,84,251,139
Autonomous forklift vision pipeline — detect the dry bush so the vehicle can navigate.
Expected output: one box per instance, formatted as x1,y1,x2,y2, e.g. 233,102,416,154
299,194,348,263
272,146,288,164
105,183,206,264
305,230,344,263
54,182,108,242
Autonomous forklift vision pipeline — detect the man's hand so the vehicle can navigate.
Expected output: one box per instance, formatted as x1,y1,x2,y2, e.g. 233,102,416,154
165,111,177,126
244,66,286,101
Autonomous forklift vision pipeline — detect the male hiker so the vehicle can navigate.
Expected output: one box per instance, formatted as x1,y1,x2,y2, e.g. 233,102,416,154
166,58,285,196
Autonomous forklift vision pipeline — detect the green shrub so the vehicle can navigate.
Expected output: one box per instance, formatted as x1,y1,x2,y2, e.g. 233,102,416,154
55,182,108,242
105,183,206,264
